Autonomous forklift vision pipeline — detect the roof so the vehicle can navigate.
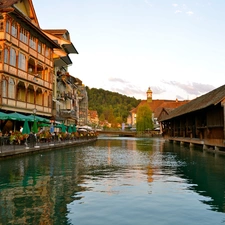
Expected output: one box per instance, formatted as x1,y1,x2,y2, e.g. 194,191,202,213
0,0,18,10
160,84,225,121
43,29,79,54
43,29,69,37
130,99,189,118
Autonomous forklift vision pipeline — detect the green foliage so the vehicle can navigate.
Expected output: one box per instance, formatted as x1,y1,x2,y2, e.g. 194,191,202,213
136,103,153,132
87,87,141,124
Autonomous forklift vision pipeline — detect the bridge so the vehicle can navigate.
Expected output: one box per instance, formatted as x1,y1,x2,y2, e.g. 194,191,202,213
97,130,137,137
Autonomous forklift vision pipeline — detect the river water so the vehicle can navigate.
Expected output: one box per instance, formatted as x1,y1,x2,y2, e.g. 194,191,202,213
1,136,225,225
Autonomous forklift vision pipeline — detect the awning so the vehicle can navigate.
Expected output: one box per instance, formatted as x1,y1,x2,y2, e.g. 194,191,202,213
54,55,72,67
62,43,78,54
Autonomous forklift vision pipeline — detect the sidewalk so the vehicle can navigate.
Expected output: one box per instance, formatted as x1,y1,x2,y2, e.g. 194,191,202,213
0,137,97,158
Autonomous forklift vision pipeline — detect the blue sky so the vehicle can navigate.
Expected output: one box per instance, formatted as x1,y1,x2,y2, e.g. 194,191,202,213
33,0,224,100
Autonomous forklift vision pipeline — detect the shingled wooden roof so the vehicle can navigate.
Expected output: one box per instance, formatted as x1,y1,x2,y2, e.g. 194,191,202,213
160,84,225,121
0,0,18,9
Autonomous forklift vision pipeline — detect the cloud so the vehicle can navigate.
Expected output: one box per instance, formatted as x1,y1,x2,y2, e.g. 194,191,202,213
108,77,127,83
162,81,215,97
172,3,178,7
186,11,194,16
175,10,182,14
144,0,152,7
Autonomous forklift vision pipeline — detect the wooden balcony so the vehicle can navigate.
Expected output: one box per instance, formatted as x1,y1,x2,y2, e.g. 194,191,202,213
59,109,77,120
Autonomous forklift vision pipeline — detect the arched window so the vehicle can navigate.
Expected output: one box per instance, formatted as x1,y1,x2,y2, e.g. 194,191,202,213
8,78,15,98
27,85,34,103
10,48,16,67
36,88,42,105
17,82,26,101
2,79,7,97
44,91,48,106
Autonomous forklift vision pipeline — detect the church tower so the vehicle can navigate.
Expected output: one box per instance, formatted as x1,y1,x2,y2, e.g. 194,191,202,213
146,87,152,103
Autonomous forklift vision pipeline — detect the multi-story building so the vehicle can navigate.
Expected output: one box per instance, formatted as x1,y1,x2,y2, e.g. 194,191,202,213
78,84,88,126
0,0,59,118
42,29,79,125
0,0,89,128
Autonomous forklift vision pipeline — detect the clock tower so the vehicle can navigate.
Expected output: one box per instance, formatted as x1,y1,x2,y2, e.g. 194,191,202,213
146,87,152,103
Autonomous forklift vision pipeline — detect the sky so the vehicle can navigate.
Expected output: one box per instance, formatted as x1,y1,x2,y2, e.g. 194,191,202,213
33,0,225,100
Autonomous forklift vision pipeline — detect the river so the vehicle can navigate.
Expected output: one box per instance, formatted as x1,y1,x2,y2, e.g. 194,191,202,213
0,136,225,225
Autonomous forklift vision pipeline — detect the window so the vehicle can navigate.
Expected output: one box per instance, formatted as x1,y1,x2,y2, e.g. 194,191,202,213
42,44,45,55
20,27,28,44
8,78,15,98
18,52,26,70
4,48,8,63
44,91,48,106
38,41,42,53
45,47,49,58
11,22,17,37
2,79,6,97
6,20,9,33
10,48,16,67
0,21,4,31
29,35,36,49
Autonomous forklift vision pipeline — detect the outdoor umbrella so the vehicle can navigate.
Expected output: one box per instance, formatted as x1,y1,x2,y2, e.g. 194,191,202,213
38,123,50,127
0,111,9,120
68,125,72,133
55,124,63,128
32,120,38,134
61,124,66,133
7,112,28,121
25,114,50,122
72,124,77,132
22,119,30,134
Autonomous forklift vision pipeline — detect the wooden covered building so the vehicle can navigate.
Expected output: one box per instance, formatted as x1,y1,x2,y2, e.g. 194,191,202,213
160,84,225,151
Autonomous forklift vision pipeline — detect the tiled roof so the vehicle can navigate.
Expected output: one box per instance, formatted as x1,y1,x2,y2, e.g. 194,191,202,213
130,99,189,117
160,84,225,121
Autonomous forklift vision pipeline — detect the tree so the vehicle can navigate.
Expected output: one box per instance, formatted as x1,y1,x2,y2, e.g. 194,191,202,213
136,104,153,132
87,87,141,123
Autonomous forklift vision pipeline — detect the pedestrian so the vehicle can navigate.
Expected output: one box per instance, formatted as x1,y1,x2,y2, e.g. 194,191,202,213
20,126,23,132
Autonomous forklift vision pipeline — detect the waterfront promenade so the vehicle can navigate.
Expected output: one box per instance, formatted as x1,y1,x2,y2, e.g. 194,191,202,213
0,137,97,158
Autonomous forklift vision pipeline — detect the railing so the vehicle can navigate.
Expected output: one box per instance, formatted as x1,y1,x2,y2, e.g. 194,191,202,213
0,135,98,157
59,109,77,119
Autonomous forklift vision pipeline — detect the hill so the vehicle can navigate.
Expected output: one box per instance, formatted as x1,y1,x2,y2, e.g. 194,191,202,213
86,87,141,125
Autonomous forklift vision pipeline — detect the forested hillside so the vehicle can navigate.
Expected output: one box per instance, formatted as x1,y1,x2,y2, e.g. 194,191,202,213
86,87,141,125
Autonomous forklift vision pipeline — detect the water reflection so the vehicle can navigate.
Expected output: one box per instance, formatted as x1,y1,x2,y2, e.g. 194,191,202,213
164,142,225,213
0,138,225,224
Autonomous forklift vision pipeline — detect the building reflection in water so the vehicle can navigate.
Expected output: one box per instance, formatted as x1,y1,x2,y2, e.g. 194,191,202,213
1,137,225,224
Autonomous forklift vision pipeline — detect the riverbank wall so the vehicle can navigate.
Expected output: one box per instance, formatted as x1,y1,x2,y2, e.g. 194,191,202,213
0,137,97,159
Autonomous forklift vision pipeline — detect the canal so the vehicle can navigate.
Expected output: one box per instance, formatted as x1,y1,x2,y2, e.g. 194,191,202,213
1,136,225,225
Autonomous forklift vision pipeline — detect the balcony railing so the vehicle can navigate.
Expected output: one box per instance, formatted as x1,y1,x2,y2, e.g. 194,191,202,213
59,109,77,119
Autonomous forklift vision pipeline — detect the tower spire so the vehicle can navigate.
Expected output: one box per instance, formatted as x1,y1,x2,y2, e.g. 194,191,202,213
146,87,152,102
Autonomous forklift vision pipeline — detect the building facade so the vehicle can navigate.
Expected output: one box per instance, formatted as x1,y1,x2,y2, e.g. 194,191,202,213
0,0,59,117
0,0,89,129
160,84,225,150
